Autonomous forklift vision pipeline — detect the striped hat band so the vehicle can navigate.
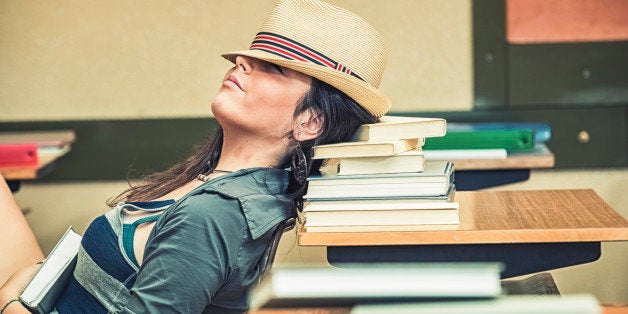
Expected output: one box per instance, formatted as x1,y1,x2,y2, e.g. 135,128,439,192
250,32,363,81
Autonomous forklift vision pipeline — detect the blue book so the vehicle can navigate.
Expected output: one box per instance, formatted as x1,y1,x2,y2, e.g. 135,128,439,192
446,122,551,143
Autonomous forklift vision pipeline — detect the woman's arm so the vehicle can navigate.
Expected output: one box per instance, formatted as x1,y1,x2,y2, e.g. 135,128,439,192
0,174,44,286
0,264,40,314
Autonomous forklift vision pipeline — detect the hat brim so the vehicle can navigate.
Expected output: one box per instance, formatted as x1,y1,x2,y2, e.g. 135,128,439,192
222,50,390,118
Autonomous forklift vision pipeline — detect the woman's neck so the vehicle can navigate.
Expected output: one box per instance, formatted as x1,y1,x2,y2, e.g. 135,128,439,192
216,130,292,172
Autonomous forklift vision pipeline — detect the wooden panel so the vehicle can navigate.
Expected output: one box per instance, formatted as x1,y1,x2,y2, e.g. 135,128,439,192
508,42,628,106
298,189,628,246
472,0,507,109
507,0,628,44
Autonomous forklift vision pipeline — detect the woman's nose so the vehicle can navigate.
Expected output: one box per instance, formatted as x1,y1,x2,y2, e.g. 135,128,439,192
235,55,252,74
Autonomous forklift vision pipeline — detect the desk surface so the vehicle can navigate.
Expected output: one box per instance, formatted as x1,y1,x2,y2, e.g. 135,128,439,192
299,189,628,246
0,130,75,180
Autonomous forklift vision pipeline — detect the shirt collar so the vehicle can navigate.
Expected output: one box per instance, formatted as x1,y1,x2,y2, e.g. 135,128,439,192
200,168,295,239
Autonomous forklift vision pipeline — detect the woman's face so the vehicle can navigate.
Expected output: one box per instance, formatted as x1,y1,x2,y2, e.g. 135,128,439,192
211,55,312,140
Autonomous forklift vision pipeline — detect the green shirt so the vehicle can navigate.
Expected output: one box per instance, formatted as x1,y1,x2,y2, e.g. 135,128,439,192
120,167,294,313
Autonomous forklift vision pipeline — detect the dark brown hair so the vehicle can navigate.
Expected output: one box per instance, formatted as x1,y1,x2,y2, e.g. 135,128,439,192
108,78,378,207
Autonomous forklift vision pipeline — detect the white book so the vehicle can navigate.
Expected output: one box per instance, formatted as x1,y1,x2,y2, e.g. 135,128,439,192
304,224,460,233
305,161,454,200
249,263,503,309
424,148,508,160
332,149,425,176
313,138,423,159
304,200,459,212
19,227,82,314
352,116,447,141
351,294,600,314
308,161,453,186
303,206,460,226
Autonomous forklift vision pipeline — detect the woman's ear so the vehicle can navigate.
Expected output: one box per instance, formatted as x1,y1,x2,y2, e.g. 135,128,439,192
293,109,324,142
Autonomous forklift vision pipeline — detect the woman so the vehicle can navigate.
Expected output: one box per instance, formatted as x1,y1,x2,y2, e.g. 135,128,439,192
0,0,390,312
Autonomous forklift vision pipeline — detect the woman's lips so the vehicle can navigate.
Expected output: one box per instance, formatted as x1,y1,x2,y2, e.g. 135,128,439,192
224,74,243,91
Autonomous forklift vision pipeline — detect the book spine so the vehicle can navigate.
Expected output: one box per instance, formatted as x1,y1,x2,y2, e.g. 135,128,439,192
0,143,39,166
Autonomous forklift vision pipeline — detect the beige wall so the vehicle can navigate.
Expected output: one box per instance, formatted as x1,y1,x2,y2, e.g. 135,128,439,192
0,0,472,121
4,0,626,307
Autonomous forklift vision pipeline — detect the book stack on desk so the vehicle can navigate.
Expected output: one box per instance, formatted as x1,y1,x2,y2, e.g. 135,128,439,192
303,116,460,233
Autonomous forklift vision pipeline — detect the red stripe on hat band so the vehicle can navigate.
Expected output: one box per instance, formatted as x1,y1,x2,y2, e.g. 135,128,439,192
255,35,335,68
250,32,361,80
250,43,308,62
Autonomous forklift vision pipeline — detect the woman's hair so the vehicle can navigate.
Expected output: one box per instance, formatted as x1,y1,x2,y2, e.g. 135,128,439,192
107,78,378,208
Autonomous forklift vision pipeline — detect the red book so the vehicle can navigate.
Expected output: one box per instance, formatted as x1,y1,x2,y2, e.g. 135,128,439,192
0,143,39,166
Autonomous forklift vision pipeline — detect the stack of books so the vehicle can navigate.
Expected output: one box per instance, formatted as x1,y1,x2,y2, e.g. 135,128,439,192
303,116,459,233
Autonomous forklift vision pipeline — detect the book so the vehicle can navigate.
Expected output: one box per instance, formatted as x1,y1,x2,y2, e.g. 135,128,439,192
313,138,423,159
447,122,551,143
321,149,425,176
308,161,453,186
304,163,453,199
303,205,460,227
350,294,600,314
249,263,503,309
19,227,82,314
424,148,507,160
424,129,535,152
305,161,454,199
302,184,455,202
0,130,76,148
303,193,456,212
0,143,38,166
304,224,460,233
351,116,447,141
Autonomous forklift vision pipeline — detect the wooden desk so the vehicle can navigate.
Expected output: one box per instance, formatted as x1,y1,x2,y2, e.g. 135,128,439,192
299,189,628,277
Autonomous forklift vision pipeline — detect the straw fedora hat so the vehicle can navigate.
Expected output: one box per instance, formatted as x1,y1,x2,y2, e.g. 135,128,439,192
222,0,391,117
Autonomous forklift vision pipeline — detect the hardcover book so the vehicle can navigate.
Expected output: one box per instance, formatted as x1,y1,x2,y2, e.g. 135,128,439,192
303,205,460,227
304,161,454,199
313,138,423,159
321,149,425,176
0,143,38,166
0,130,76,147
19,227,82,314
351,115,447,141
302,184,456,203
447,122,551,143
424,130,535,152
303,224,460,233
423,148,507,160
249,263,503,309
303,192,456,212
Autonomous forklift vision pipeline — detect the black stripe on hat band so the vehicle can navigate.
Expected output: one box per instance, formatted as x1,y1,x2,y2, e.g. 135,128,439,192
249,32,364,81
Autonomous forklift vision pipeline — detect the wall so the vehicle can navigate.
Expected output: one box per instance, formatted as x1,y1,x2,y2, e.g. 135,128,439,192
0,0,472,121
4,0,626,306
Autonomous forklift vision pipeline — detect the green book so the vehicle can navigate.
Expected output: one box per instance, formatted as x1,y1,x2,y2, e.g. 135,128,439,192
424,130,535,152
